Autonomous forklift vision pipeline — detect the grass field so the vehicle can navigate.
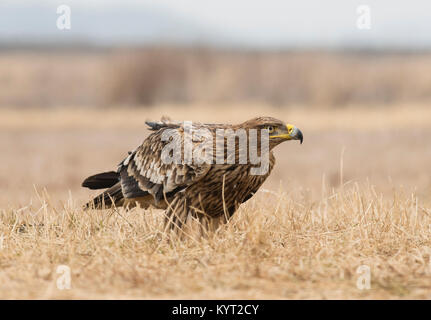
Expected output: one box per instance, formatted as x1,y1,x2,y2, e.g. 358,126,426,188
1,105,431,299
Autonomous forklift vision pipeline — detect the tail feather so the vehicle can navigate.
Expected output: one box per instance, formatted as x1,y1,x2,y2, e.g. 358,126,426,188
85,183,124,209
82,171,119,190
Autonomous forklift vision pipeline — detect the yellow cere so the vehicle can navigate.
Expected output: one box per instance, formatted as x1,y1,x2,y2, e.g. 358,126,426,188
286,124,295,134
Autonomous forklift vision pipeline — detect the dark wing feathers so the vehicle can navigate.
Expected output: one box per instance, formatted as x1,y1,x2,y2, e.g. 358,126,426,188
118,125,211,203
119,168,149,199
83,122,213,208
85,182,123,208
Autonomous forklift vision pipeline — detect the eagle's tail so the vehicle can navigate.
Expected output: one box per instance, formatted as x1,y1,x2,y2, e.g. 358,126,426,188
82,171,119,190
82,171,123,209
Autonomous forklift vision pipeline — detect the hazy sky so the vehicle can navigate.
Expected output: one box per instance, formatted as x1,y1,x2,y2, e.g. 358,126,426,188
1,0,430,48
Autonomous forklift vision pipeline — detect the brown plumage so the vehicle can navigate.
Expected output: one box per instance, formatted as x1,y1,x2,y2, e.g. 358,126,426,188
82,117,303,231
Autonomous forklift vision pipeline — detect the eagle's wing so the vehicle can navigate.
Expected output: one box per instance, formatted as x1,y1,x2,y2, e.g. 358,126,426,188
117,123,212,204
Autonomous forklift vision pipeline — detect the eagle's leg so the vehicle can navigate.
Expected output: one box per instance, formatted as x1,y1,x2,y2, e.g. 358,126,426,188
163,195,213,237
163,196,190,233
163,194,241,236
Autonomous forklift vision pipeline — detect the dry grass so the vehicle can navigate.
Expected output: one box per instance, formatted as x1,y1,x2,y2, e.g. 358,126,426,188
1,105,431,299
1,184,431,299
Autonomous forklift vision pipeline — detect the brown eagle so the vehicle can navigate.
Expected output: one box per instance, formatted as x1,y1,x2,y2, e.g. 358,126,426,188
82,117,303,231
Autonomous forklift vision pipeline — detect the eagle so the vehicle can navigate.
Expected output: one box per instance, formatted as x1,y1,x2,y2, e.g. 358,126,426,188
82,117,303,231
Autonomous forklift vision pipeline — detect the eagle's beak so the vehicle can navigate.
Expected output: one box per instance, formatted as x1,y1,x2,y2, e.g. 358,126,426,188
286,124,303,144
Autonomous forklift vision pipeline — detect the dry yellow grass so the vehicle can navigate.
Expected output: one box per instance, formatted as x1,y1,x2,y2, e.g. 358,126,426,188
1,105,431,299
1,184,431,299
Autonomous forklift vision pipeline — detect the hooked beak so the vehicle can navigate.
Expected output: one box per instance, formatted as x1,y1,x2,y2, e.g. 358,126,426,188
286,124,303,144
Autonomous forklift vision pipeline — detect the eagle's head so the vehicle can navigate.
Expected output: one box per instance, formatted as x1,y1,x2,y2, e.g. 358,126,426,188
242,117,303,149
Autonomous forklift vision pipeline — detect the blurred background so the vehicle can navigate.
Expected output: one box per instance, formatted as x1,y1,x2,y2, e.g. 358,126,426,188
1,0,431,206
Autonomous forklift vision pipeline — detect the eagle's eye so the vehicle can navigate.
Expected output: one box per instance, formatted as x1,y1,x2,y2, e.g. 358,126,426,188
266,125,275,133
